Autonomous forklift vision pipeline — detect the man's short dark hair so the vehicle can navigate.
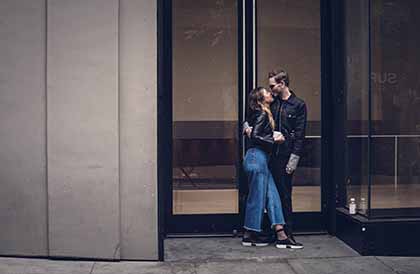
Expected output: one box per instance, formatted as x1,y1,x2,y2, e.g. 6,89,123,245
268,69,290,87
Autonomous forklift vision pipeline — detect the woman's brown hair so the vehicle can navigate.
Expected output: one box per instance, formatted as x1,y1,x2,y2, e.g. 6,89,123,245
248,87,275,129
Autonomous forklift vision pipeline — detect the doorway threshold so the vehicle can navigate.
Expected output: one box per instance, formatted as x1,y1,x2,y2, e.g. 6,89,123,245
166,230,328,239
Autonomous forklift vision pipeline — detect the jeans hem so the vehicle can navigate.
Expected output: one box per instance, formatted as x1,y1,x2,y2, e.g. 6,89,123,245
243,226,262,232
271,223,286,229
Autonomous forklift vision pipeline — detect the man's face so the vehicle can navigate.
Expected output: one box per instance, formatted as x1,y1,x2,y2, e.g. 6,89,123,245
268,77,283,95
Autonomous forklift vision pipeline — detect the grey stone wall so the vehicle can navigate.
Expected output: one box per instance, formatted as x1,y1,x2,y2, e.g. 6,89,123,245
0,0,158,260
0,0,48,257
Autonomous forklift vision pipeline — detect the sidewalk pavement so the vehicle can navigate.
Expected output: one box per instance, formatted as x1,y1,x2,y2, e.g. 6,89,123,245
1,235,419,274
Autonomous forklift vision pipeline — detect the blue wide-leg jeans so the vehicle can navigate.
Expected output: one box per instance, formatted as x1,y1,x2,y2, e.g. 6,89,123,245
243,147,285,232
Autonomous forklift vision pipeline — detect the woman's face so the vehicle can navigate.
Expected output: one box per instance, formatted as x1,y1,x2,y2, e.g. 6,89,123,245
261,88,274,104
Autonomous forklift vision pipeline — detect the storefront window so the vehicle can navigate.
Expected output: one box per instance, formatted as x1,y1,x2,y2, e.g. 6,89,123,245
344,0,370,216
344,0,420,218
172,0,239,215
370,0,420,217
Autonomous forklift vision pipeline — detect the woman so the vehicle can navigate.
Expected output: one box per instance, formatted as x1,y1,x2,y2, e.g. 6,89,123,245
242,87,294,248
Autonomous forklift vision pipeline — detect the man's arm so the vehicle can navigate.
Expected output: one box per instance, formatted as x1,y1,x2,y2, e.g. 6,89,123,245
286,102,307,174
292,102,307,157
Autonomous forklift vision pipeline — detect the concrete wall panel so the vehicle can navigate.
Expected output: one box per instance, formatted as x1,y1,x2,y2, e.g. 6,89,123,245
47,0,120,259
0,0,48,256
119,0,158,260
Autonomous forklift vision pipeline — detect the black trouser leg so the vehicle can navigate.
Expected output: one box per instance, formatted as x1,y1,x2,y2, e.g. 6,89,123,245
270,156,294,237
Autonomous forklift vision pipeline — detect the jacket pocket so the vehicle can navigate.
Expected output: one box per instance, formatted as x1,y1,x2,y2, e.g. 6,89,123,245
286,113,297,128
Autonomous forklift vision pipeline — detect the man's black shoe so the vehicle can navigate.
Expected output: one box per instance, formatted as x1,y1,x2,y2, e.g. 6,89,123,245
275,237,304,249
242,231,270,247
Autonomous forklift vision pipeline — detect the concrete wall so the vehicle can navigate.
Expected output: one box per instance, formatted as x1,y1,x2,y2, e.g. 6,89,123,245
0,0,158,260
0,0,48,256
47,0,120,259
119,0,158,260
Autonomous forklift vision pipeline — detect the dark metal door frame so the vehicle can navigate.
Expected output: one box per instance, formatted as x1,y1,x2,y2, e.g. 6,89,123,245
158,0,340,238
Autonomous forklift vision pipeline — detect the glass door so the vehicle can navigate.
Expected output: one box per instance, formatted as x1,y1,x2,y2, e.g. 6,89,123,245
167,0,241,234
255,0,324,231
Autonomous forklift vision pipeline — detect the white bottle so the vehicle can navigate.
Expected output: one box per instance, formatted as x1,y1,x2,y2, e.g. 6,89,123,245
349,198,357,215
359,198,367,215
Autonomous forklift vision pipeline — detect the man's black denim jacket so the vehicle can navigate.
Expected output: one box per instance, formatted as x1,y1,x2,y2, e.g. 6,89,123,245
270,91,307,158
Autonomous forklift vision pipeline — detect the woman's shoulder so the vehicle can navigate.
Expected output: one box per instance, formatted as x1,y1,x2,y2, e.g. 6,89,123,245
249,108,267,117
248,109,268,124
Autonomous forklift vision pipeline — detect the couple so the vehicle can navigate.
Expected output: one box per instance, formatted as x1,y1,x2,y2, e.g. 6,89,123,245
242,69,307,249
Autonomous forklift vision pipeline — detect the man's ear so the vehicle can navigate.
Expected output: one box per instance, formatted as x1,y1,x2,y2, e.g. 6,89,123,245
280,80,286,88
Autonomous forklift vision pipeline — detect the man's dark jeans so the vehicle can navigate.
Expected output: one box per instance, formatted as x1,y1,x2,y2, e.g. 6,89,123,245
269,155,294,237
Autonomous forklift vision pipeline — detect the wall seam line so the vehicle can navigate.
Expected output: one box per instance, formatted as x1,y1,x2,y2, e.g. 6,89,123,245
45,0,50,257
117,0,122,260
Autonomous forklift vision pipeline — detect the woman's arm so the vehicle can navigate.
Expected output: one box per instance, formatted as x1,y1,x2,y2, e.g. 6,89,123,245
251,111,274,145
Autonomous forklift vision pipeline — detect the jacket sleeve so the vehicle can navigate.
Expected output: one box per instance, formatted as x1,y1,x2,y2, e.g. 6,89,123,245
251,111,274,145
291,102,307,157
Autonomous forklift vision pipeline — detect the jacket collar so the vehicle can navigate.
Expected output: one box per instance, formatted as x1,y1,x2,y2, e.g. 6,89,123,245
275,90,297,105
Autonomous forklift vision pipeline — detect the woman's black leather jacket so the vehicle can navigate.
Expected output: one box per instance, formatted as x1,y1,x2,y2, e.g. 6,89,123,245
247,109,274,154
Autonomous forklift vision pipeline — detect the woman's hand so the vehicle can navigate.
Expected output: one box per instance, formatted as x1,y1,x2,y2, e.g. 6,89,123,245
243,121,253,138
273,131,285,143
244,127,252,138
274,135,285,143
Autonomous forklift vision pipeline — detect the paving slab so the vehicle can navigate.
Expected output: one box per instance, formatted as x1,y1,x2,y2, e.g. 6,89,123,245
288,256,397,274
165,235,359,262
195,260,295,274
92,260,295,274
0,257,94,274
92,261,194,274
376,256,420,274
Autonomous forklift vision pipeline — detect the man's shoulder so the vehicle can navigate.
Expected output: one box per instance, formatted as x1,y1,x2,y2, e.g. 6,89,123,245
290,92,306,106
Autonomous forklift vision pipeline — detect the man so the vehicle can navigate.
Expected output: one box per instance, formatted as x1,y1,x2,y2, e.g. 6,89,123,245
245,69,307,248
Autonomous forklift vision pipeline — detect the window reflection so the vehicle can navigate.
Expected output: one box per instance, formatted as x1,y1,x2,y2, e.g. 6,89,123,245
370,0,420,216
172,0,239,215
344,0,370,215
345,0,420,217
